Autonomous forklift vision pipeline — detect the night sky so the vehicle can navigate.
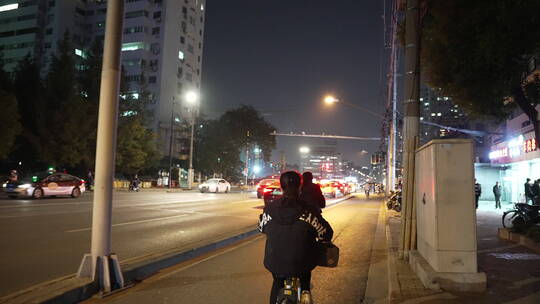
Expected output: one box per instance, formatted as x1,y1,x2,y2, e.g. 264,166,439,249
201,0,387,167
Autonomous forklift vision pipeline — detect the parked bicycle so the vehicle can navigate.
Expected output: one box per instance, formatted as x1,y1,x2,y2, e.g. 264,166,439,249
502,203,540,230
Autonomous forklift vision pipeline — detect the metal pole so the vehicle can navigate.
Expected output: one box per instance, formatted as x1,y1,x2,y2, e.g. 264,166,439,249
399,0,421,260
168,99,174,189
188,115,195,189
77,0,125,292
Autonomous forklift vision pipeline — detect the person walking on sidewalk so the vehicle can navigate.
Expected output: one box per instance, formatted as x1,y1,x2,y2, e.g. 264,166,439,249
475,179,482,209
525,178,534,204
258,171,334,304
300,172,325,213
532,179,540,206
493,182,502,209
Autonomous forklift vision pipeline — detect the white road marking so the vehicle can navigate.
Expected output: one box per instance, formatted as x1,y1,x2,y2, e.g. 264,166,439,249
66,214,189,233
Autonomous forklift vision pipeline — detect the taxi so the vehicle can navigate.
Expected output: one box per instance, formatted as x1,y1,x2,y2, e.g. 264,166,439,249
2,173,86,199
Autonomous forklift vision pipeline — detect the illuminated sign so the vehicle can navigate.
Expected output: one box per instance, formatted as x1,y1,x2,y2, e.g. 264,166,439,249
524,138,537,153
490,135,538,161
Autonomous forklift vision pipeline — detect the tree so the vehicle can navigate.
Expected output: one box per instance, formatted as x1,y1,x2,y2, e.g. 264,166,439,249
0,90,21,160
421,0,540,142
194,105,276,181
38,32,93,169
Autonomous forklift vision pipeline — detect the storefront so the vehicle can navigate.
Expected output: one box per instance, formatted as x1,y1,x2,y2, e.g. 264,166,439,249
486,131,540,203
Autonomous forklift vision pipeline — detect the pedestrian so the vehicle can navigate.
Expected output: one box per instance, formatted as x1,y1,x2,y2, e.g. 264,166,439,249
258,171,333,304
300,172,325,213
493,182,502,209
364,183,371,198
474,179,482,209
532,179,540,206
524,178,534,204
87,170,94,191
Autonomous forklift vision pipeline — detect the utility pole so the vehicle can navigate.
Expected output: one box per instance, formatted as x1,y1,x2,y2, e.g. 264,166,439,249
386,0,399,194
188,113,195,189
168,98,175,189
77,0,125,293
400,0,421,259
244,130,250,186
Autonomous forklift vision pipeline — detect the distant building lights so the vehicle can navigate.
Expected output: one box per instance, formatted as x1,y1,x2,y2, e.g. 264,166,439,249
75,48,83,57
0,3,18,12
178,50,185,60
437,113,442,116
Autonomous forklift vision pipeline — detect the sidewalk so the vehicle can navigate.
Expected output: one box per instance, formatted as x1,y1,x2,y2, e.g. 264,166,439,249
382,200,540,303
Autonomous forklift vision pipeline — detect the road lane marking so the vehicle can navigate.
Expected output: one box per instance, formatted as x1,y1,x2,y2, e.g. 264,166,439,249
66,214,189,232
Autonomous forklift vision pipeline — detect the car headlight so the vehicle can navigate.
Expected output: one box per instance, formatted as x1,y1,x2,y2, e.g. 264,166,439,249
19,183,32,189
2,183,6,188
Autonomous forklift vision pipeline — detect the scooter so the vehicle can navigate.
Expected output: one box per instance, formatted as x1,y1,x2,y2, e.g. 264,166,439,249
129,180,140,192
387,190,402,212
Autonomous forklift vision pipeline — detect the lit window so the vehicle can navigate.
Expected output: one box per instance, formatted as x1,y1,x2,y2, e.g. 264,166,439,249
0,3,18,12
419,98,423,101
75,48,83,57
424,102,429,106
122,42,145,51
431,113,436,116
444,97,449,101
121,111,137,117
437,97,441,101
178,50,184,60
420,117,424,120
437,113,442,116
132,93,139,99
200,4,204,11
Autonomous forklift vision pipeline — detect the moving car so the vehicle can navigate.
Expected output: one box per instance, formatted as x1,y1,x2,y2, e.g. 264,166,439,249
199,178,231,193
256,178,279,198
321,181,343,198
2,173,86,199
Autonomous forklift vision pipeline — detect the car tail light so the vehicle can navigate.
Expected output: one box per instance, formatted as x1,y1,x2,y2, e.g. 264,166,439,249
263,187,274,194
79,180,85,185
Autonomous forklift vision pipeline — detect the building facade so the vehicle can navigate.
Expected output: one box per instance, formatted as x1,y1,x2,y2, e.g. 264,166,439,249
0,0,206,157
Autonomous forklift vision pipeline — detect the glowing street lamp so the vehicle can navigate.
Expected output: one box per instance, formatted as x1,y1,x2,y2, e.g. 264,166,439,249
185,91,198,104
299,146,310,154
324,95,339,105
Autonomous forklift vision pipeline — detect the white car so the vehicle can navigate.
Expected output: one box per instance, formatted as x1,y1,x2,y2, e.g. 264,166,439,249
198,178,230,193
2,173,86,199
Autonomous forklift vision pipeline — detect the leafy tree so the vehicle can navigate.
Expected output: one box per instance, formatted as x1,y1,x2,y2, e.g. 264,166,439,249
9,55,44,169
115,68,159,175
194,105,276,181
421,0,540,141
0,90,21,160
39,32,93,168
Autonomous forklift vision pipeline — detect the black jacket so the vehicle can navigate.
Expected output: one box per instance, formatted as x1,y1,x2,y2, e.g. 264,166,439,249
258,196,333,275
300,182,326,212
525,183,533,197
493,185,501,197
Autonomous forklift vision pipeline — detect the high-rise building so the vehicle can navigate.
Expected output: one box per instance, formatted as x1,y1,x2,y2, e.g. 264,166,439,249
0,0,206,156
300,140,343,180
419,84,468,145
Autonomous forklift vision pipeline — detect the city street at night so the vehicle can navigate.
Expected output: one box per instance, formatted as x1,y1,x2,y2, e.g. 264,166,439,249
0,190,273,296
81,196,380,304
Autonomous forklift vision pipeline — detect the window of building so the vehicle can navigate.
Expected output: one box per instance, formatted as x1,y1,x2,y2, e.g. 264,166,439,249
0,3,19,12
149,76,156,83
153,11,161,19
177,67,183,77
180,36,185,44
182,6,187,14
97,8,106,14
122,42,145,51
185,73,192,82
46,28,53,35
124,26,145,34
152,27,160,35
187,44,194,53
178,50,184,60
97,22,105,28
126,10,148,19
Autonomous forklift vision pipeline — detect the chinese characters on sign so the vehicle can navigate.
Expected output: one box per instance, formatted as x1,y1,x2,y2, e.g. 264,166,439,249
524,138,537,153
490,135,537,161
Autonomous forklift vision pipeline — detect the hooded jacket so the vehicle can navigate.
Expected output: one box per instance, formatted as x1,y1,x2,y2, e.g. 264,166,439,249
258,196,333,274
300,182,326,212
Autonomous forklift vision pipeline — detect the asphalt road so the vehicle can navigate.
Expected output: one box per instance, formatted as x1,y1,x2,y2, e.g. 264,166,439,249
83,197,381,304
0,190,356,297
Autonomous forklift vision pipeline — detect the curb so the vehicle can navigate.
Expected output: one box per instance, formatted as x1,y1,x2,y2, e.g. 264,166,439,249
364,201,389,304
498,227,540,253
1,195,354,304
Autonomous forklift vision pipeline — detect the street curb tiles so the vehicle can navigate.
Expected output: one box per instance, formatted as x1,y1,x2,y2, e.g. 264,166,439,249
498,228,540,254
1,195,355,304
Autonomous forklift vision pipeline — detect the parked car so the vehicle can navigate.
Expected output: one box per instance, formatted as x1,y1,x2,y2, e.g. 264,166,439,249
256,178,279,198
263,183,282,206
199,178,231,193
2,173,86,199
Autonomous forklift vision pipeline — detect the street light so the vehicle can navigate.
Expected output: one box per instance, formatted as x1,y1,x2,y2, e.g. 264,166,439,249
299,146,310,154
185,90,198,189
324,95,339,105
